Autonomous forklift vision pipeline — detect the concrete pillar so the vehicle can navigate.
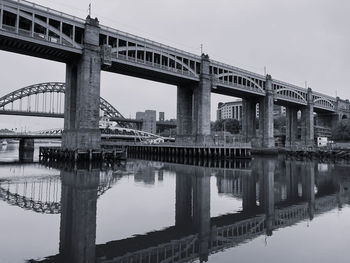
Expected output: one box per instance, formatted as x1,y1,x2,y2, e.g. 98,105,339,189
192,54,211,144
301,88,314,147
62,16,101,150
59,168,99,263
242,99,256,142
19,138,34,163
316,113,339,130
258,75,274,148
177,85,193,136
285,107,298,147
192,166,210,262
175,168,193,226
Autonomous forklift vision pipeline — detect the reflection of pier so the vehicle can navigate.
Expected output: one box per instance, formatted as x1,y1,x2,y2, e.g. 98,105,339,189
95,194,340,263
94,161,345,263
25,159,350,263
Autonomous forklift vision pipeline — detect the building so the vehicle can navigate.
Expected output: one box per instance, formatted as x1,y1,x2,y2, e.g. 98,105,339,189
159,112,165,121
216,100,250,121
217,100,285,121
136,110,157,134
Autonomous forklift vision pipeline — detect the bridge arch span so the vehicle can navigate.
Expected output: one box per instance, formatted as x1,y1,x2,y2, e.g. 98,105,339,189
314,98,335,110
0,82,129,127
274,88,307,104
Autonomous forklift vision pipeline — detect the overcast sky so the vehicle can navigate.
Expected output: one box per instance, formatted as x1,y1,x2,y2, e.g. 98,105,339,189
0,0,349,131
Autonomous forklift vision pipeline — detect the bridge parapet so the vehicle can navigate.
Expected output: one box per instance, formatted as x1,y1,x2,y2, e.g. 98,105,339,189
312,91,337,112
210,60,266,96
273,79,308,105
100,25,202,82
0,0,84,60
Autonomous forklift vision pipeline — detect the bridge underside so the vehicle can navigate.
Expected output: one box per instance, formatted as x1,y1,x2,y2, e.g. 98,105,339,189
0,0,349,150
103,61,197,86
0,33,81,63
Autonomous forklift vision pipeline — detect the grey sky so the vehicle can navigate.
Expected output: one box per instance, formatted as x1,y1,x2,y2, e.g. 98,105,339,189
0,0,349,131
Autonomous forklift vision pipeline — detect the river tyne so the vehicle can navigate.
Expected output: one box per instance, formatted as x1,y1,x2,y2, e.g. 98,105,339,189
0,143,350,263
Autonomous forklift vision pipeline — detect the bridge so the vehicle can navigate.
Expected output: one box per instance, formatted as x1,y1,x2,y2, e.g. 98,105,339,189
19,159,349,263
0,82,176,130
0,126,174,162
1,0,349,151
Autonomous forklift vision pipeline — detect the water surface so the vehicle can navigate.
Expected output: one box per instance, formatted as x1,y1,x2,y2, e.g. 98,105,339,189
0,144,349,263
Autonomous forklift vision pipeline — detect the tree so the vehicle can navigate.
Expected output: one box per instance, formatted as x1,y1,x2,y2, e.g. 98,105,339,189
332,119,350,141
211,119,240,134
274,116,286,131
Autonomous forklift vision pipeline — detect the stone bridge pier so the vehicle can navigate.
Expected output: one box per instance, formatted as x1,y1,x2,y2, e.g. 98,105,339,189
176,54,211,145
242,75,274,148
286,88,315,147
62,16,101,151
18,138,34,163
300,88,314,146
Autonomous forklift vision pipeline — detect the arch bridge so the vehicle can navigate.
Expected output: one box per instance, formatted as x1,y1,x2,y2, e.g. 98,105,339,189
0,0,349,149
0,82,130,127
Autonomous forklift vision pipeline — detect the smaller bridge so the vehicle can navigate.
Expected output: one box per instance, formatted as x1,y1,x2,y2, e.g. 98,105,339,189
0,82,130,127
0,82,177,129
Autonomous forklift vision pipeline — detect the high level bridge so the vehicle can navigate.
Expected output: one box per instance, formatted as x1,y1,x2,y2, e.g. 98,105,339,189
0,0,349,149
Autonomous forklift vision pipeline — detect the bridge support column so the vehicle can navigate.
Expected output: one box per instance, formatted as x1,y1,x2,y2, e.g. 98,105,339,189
242,99,257,143
59,168,99,263
177,85,193,136
62,16,101,151
192,167,210,262
301,88,314,147
258,75,274,148
19,138,34,163
192,54,211,144
175,169,193,226
316,113,339,131
285,107,298,147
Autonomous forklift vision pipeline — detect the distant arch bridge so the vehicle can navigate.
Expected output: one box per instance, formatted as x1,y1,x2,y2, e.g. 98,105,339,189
0,82,130,127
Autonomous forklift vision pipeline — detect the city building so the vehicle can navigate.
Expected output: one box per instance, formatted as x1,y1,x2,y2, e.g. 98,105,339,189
216,100,251,121
217,100,285,121
136,110,157,134
159,112,165,121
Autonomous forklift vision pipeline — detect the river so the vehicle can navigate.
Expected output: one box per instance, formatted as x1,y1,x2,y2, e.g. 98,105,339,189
0,143,349,263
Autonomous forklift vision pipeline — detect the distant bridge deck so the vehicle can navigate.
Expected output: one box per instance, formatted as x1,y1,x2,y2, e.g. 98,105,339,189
0,109,177,128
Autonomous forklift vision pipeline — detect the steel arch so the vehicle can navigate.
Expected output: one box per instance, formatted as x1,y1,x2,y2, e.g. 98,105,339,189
0,82,128,127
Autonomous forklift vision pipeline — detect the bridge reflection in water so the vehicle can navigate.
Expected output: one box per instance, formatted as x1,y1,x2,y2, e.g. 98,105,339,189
15,158,349,263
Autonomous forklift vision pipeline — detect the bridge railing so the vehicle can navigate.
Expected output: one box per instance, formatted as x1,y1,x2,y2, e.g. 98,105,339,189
10,0,85,24
100,25,201,61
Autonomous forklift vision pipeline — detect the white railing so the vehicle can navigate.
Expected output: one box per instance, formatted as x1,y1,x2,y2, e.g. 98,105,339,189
9,0,85,24
100,24,202,61
211,59,266,80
